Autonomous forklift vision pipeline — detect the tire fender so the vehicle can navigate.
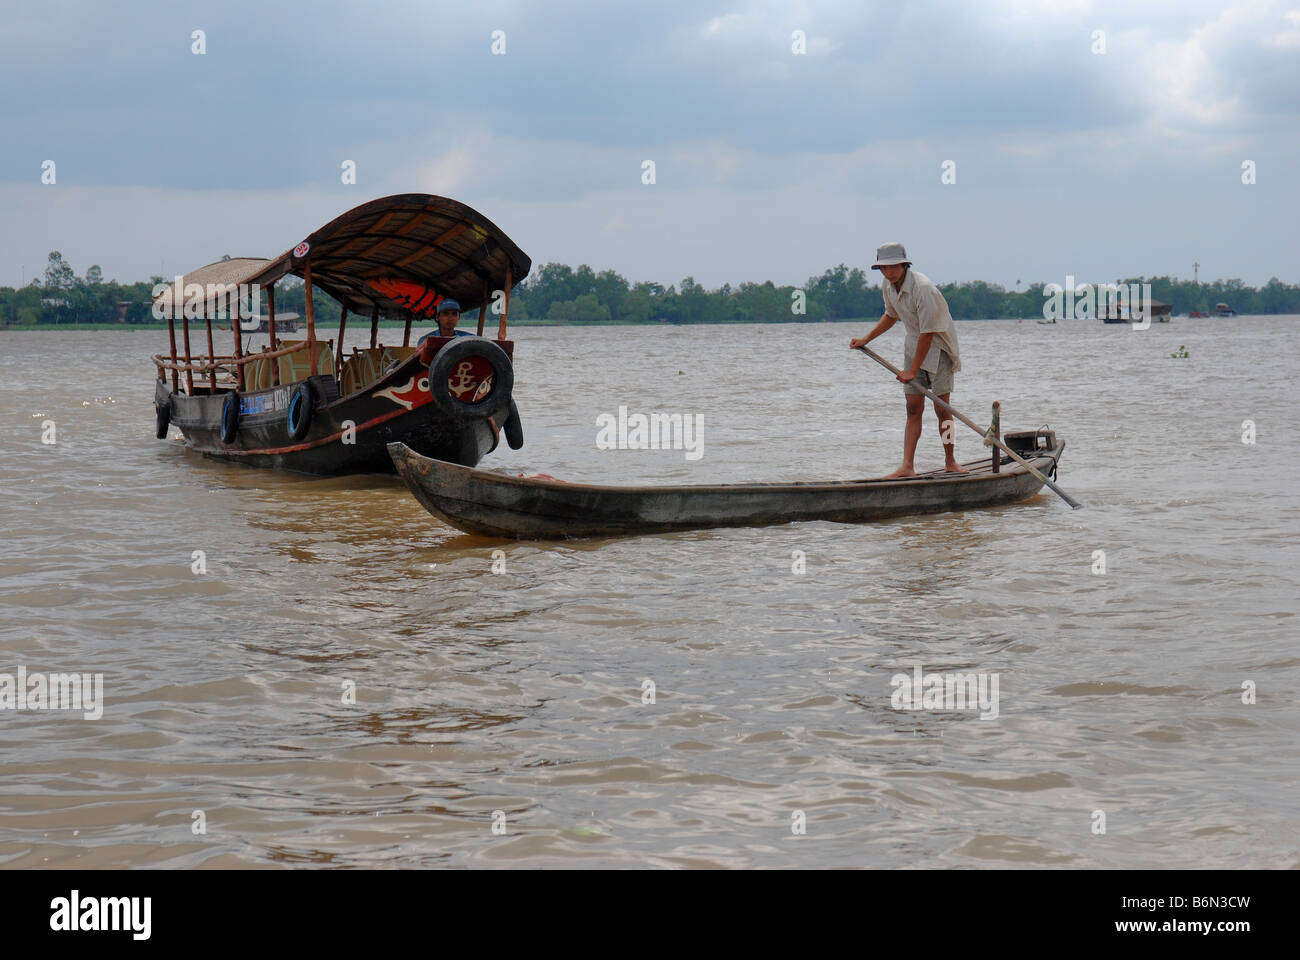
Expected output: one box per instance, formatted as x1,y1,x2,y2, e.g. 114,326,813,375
220,391,240,444
287,383,314,442
427,337,514,421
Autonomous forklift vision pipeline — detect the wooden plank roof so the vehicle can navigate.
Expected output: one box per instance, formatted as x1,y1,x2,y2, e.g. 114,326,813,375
155,195,532,318
246,194,532,315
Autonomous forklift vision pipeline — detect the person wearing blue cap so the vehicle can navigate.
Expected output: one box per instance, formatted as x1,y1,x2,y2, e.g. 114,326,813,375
418,299,473,345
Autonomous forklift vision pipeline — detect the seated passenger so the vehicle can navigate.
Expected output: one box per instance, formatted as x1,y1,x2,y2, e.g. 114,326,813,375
417,300,473,345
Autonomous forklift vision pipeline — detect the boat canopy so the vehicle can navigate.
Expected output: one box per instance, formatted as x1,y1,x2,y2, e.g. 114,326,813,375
154,194,532,318
153,258,271,319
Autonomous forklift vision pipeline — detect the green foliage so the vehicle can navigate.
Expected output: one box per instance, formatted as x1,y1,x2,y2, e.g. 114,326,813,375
4,252,1299,329
547,292,610,323
43,252,75,291
0,252,352,328
508,265,1299,324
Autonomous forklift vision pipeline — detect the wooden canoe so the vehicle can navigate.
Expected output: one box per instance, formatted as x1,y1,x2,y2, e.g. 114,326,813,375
388,430,1066,539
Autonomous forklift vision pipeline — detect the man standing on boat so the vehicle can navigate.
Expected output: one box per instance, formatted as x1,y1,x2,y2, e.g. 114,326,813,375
849,242,968,478
417,299,472,345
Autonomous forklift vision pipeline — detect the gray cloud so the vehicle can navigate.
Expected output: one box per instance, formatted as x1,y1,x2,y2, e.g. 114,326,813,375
2,0,1296,288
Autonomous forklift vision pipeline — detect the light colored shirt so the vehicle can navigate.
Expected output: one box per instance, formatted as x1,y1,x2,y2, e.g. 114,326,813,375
882,268,961,373
417,328,473,345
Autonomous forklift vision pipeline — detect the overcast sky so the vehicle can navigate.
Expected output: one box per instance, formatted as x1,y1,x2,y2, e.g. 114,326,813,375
2,0,1296,290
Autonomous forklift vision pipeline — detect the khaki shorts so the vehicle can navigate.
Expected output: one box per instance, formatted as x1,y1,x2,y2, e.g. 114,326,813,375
903,349,954,396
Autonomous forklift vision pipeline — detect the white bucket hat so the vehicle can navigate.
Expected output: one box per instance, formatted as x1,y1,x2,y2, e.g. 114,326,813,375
871,241,911,270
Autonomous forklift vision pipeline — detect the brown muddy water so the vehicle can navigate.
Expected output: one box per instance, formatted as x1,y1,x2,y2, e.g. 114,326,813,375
1,319,1297,868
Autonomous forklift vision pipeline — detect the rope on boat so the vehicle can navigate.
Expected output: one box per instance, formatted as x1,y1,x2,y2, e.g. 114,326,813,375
982,405,1000,446
1037,425,1059,479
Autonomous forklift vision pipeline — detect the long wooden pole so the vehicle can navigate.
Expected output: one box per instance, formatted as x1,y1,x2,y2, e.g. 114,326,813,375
180,310,194,394
856,346,1082,509
335,304,348,372
231,297,244,391
166,313,179,391
990,401,1000,474
267,284,279,386
304,260,318,377
369,304,379,349
205,315,217,393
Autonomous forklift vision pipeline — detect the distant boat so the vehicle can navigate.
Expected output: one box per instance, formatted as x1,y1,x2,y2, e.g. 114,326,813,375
1215,302,1237,317
240,312,301,334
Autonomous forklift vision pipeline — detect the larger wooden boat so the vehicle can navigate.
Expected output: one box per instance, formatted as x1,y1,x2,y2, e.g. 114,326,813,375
388,429,1065,539
151,194,530,475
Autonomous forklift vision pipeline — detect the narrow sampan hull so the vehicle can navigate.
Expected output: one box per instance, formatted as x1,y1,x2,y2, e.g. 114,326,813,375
388,435,1066,539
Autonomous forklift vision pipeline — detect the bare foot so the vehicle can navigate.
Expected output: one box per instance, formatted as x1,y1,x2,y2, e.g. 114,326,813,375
882,467,918,479
945,462,971,474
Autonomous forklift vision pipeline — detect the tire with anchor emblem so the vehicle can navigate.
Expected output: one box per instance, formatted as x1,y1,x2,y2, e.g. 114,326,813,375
427,337,513,421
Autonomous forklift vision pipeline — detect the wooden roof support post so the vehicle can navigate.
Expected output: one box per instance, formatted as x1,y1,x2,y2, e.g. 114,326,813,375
990,401,1001,474
477,287,489,336
402,311,411,348
499,267,511,340
369,305,379,348
232,298,244,391
181,310,195,394
205,314,218,393
166,313,179,391
304,259,319,376
335,304,349,373
267,284,280,385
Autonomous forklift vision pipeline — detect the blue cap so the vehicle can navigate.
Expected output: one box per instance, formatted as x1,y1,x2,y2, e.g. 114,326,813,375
437,299,461,314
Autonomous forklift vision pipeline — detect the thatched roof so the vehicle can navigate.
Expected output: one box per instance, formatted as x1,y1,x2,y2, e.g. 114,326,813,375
154,195,531,319
152,258,270,318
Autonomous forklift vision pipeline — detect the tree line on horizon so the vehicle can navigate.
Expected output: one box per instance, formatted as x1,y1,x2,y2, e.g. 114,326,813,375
3,251,1298,328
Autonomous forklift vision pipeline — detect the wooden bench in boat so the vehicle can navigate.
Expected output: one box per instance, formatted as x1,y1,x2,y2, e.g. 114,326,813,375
240,341,336,391
338,345,419,395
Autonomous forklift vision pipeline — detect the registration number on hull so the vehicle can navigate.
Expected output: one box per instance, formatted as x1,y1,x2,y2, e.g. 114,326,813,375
240,387,289,417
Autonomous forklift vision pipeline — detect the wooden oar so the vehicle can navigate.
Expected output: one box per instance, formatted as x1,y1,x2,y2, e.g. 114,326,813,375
855,346,1083,510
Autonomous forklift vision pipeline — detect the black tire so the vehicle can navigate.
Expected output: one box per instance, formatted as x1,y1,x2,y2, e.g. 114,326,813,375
427,337,513,421
155,403,170,439
503,399,524,450
220,391,240,444
287,383,314,442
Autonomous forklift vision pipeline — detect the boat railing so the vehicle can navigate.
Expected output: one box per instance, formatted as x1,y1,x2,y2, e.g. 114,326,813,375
153,339,314,393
